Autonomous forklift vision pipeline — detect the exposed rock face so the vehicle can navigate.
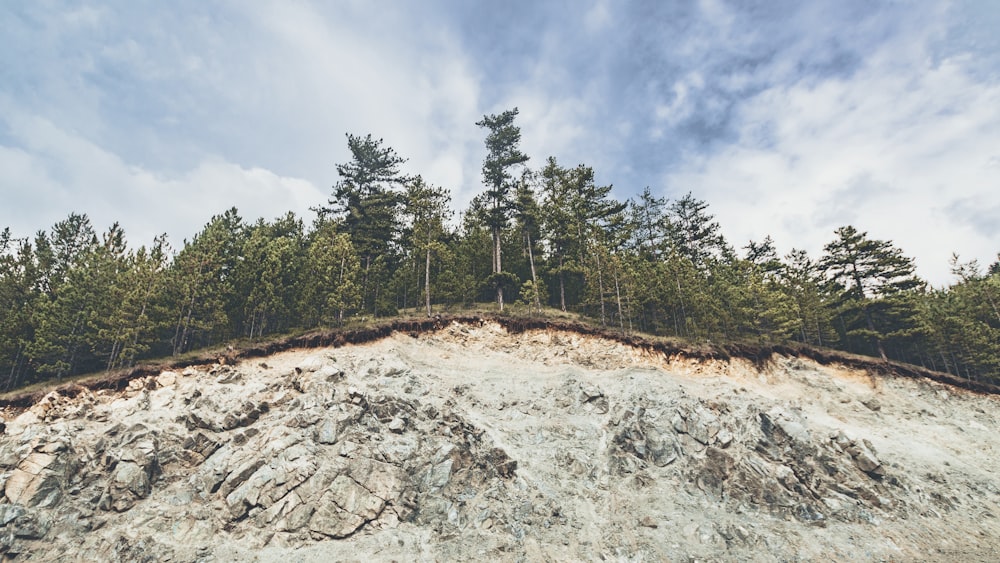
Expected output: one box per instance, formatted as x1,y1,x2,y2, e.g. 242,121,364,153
0,320,999,561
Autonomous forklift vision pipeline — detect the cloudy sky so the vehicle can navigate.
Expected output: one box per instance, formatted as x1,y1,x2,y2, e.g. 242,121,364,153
2,0,998,286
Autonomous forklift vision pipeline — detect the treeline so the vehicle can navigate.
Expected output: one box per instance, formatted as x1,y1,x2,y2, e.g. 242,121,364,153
2,109,999,389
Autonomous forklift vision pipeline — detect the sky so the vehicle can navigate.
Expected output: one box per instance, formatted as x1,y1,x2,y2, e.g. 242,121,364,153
1,0,998,286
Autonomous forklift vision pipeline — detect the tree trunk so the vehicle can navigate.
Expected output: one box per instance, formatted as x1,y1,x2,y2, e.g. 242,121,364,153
675,275,688,338
559,255,567,312
338,254,347,326
526,231,540,313
493,226,504,311
362,255,371,315
595,248,606,327
613,260,625,334
425,245,432,317
863,304,888,361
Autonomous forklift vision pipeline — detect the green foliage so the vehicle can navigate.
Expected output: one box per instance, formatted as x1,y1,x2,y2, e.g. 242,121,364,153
477,108,529,310
3,125,998,391
820,226,923,360
301,222,360,327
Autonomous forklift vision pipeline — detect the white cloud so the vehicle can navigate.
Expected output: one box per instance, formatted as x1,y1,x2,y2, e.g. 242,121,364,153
0,111,325,248
3,2,489,235
665,45,1000,286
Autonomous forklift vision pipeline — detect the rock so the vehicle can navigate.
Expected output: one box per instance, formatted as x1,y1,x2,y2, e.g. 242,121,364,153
831,430,852,451
578,385,610,414
309,475,385,538
580,385,603,401
226,464,277,518
847,440,884,476
425,459,453,490
219,458,266,499
646,429,678,467
297,357,325,373
770,410,810,445
156,371,178,387
0,505,26,526
716,428,734,448
639,515,658,528
11,510,49,539
316,420,339,445
672,413,687,434
861,398,882,412
388,417,406,433
101,437,159,512
181,432,220,464
4,449,68,508
688,407,721,445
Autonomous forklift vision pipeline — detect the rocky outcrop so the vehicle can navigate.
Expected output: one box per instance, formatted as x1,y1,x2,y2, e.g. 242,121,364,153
0,321,998,561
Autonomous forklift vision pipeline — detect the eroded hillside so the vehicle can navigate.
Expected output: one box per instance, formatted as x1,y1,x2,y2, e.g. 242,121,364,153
2,320,999,561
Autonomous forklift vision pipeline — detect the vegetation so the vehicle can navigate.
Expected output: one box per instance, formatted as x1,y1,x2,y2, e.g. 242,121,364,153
1,109,998,390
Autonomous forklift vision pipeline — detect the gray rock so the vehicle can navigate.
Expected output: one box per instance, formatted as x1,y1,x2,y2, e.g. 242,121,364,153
309,475,385,538
861,398,882,412
672,413,687,434
316,419,339,444
688,407,721,445
716,428,734,448
388,417,406,433
848,440,884,475
4,449,69,508
425,458,453,490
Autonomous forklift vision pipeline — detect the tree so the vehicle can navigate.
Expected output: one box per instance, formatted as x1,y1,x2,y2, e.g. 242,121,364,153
167,208,244,355
820,226,923,361
403,177,452,316
540,158,576,311
628,187,668,259
477,108,529,310
301,219,361,327
513,171,545,313
664,192,729,268
0,229,40,389
27,214,103,378
238,214,306,338
323,134,410,315
780,249,835,346
103,235,171,369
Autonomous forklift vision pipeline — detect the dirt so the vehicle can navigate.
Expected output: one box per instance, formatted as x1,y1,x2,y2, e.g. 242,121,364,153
1,320,999,561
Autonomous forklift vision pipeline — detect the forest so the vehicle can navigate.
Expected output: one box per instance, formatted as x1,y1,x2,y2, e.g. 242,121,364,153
1,108,998,390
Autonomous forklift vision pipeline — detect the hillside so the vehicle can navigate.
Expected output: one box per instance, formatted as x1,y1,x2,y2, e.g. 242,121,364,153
1,319,999,561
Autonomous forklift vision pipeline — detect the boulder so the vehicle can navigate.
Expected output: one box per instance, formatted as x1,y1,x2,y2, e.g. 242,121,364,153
688,407,721,445
309,474,385,538
100,438,159,512
4,446,70,508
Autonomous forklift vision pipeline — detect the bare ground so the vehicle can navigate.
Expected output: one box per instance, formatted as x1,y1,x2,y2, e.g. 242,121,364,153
1,319,999,561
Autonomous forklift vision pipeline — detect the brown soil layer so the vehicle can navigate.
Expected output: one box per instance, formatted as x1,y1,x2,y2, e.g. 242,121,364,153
2,314,996,409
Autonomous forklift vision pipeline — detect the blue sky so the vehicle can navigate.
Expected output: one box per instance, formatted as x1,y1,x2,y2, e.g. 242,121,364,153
2,0,998,285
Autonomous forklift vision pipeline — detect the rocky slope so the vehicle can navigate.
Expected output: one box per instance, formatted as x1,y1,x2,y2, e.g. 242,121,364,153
1,320,999,561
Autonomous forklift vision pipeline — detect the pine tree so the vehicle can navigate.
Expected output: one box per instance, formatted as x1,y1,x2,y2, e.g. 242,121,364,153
27,214,104,378
540,158,577,311
403,177,452,316
477,108,529,311
0,229,40,389
167,208,244,355
301,220,361,327
820,226,923,361
780,249,836,346
239,213,306,338
323,134,410,316
513,171,545,313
